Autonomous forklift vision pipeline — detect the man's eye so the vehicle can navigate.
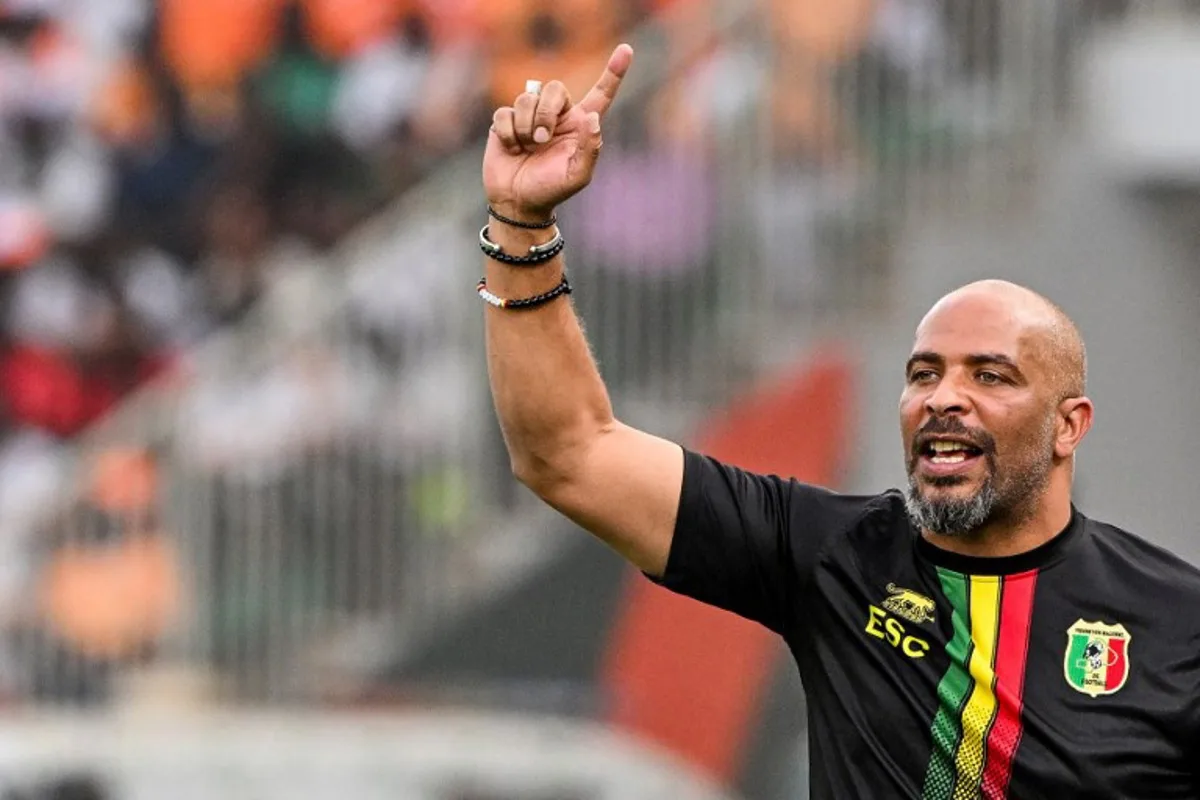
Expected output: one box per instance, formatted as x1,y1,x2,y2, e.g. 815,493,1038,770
910,369,937,383
977,371,1002,384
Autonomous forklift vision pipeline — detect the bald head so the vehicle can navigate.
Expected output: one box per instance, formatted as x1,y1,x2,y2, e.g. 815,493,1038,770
920,280,1087,401
902,280,1095,543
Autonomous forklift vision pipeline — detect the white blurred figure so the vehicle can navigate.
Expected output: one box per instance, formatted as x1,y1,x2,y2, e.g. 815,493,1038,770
869,0,950,88
332,36,429,153
118,244,201,348
37,129,114,243
6,252,112,352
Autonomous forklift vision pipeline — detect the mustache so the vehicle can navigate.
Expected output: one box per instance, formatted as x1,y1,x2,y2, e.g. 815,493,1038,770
910,417,996,459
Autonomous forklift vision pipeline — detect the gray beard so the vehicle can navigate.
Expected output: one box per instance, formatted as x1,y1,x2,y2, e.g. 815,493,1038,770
905,477,999,537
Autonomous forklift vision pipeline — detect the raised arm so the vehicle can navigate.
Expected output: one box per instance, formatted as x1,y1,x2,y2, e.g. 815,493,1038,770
481,45,682,577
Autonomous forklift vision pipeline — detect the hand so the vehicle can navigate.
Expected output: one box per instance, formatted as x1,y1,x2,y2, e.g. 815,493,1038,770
483,44,633,222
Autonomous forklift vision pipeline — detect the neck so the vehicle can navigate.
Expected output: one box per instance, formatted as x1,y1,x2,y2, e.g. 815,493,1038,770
921,480,1074,559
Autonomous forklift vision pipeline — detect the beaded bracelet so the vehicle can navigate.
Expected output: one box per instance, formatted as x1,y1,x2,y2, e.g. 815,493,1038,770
476,275,572,310
487,205,557,230
479,225,564,267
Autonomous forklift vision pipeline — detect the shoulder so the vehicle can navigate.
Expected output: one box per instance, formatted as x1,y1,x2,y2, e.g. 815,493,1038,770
1081,514,1200,596
777,472,906,527
682,448,890,521
787,480,901,519
1077,517,1200,707
679,447,909,551
814,488,914,568
786,483,911,553
794,485,909,533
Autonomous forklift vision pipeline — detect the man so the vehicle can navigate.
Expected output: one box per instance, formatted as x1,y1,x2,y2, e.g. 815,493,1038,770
480,44,1200,798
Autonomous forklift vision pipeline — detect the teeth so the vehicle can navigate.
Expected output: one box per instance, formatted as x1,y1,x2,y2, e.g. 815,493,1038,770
931,453,967,464
930,441,967,453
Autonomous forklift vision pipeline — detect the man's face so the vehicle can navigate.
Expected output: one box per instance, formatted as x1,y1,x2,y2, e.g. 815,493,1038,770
899,294,1061,536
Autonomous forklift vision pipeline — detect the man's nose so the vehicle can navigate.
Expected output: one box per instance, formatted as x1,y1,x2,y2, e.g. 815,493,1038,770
924,375,972,416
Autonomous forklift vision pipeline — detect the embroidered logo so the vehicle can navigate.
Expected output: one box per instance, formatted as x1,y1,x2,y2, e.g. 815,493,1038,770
1064,619,1131,697
882,583,937,625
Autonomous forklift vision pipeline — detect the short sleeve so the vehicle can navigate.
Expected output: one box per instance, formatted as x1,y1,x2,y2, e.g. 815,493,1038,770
651,448,868,635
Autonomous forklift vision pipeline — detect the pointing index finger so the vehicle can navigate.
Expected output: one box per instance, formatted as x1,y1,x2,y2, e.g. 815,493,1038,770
579,43,634,118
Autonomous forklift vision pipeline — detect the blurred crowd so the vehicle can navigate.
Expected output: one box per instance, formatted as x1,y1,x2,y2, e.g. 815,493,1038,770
0,0,702,707
0,0,704,458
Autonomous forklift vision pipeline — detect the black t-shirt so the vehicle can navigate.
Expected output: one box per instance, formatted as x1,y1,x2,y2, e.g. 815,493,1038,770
654,450,1200,799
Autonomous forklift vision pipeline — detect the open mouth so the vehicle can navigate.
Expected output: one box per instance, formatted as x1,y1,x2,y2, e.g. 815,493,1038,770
919,439,985,466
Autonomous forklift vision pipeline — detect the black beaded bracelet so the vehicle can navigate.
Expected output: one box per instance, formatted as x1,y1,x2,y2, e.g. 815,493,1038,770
476,275,572,310
487,205,557,229
479,225,565,267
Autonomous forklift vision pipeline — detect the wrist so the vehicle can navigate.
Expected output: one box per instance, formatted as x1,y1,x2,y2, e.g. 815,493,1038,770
487,200,556,227
484,219,557,253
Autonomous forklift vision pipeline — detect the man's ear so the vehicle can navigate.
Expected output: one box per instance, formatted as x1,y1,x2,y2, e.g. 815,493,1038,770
1055,396,1094,459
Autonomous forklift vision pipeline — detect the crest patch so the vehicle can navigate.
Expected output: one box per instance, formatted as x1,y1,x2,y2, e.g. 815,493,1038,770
1064,619,1131,697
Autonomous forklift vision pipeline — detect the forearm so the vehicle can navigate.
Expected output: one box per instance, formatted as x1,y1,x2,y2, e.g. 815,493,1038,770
483,219,615,489
478,48,680,573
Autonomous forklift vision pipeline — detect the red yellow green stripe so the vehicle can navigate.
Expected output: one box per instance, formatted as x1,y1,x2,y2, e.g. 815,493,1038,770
923,570,974,799
923,570,1038,800
950,576,1001,797
980,572,1037,797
